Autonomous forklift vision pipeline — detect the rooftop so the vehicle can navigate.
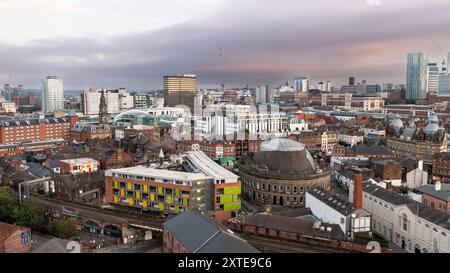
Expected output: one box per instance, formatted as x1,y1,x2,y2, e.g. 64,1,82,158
60,158,98,165
307,186,355,216
232,213,346,241
363,182,450,230
163,208,258,253
105,166,208,182
414,184,450,202
185,151,239,183
259,138,306,152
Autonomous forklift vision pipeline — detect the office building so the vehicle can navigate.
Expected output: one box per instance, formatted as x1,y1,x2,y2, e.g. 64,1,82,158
293,77,309,92
349,77,356,86
438,73,450,97
406,53,428,99
2,84,24,101
81,88,133,115
255,85,269,104
426,63,439,97
132,93,150,108
321,93,384,111
42,76,64,113
163,74,197,111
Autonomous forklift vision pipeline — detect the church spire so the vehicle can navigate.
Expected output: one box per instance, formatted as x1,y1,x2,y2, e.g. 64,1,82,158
99,89,108,124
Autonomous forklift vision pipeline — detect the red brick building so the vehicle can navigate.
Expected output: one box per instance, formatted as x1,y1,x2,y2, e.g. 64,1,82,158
199,141,236,160
70,124,111,142
433,152,450,182
0,116,79,145
0,222,31,253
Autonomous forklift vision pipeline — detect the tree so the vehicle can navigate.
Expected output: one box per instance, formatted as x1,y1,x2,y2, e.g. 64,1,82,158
14,198,47,232
48,220,77,239
0,186,18,224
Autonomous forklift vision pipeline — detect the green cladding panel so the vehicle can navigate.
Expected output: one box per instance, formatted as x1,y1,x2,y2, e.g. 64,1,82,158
224,185,241,195
224,202,241,211
220,195,233,203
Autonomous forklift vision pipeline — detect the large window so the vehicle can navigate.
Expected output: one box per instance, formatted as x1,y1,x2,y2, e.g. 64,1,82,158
402,214,409,232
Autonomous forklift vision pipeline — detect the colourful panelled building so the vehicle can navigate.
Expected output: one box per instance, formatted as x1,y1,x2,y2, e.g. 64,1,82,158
105,151,241,222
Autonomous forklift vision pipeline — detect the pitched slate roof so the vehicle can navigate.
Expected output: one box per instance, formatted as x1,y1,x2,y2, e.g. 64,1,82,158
414,184,450,202
163,208,259,253
238,213,346,241
31,238,72,253
308,186,355,216
363,182,450,230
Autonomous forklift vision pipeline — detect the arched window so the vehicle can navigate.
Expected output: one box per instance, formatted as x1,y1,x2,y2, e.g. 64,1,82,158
402,214,409,232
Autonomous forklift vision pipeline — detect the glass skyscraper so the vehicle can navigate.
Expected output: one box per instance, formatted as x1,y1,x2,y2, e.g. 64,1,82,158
406,52,428,100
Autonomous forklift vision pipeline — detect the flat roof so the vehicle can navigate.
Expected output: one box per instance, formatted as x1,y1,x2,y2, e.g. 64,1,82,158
106,166,208,182
60,158,98,165
185,151,239,182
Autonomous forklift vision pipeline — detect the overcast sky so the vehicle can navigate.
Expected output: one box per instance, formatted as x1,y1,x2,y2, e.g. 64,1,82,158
1,0,450,90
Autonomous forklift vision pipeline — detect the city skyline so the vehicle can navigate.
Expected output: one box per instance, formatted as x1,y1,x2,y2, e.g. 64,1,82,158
1,0,450,90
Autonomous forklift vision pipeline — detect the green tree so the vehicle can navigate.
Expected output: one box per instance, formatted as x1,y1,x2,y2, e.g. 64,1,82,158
48,220,77,239
0,186,18,223
14,198,47,231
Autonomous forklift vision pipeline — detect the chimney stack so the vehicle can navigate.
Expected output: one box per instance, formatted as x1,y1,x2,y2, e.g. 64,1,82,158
353,174,363,209
435,181,442,191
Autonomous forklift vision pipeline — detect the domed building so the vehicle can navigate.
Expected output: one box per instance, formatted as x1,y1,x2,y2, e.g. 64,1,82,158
386,113,447,163
237,138,331,208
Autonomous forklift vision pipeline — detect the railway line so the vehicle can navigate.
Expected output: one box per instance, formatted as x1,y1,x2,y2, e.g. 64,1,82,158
32,195,164,230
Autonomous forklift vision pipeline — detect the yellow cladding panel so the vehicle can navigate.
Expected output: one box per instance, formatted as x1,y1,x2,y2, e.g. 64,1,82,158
136,191,141,199
129,198,134,206
150,193,155,201
113,195,118,203
142,200,148,208
159,203,165,211
167,196,172,204
120,189,125,197
127,183,132,190
158,187,163,195
113,181,119,188
143,185,148,192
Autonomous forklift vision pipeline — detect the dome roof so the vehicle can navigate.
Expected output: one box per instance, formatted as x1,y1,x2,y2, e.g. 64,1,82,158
252,138,316,175
428,114,439,124
390,116,404,129
425,123,440,135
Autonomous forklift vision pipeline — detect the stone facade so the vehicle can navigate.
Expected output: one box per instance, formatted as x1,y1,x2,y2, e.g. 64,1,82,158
239,164,331,207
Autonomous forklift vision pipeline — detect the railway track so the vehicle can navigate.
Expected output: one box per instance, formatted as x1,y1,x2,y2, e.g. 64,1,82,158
244,235,350,253
32,195,164,229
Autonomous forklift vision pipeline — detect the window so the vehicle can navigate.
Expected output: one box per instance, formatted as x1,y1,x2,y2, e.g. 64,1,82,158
402,214,409,232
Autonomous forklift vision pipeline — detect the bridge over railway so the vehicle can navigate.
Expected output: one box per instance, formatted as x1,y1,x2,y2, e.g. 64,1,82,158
33,196,164,242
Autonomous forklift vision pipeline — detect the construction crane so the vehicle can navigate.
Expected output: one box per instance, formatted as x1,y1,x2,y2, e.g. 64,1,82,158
438,44,447,73
218,47,250,89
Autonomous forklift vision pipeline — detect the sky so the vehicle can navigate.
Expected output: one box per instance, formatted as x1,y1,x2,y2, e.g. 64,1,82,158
1,0,450,90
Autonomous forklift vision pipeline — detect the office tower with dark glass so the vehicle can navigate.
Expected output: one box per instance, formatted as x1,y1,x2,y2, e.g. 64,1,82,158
163,74,197,111
406,52,428,100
